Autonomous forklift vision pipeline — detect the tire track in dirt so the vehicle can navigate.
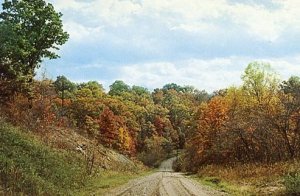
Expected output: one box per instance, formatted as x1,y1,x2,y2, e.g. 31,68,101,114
105,158,226,196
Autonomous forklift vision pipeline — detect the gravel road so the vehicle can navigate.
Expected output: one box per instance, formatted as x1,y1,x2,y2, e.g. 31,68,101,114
105,157,226,196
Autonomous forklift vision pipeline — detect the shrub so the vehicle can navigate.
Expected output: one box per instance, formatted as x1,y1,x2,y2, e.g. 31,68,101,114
173,156,183,172
284,172,300,195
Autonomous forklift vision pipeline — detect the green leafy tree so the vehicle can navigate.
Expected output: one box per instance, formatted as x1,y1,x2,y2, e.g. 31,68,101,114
162,83,184,93
132,85,150,96
108,80,131,96
281,76,300,97
276,76,300,158
77,81,104,98
70,88,103,128
53,75,76,108
0,0,69,99
241,62,279,103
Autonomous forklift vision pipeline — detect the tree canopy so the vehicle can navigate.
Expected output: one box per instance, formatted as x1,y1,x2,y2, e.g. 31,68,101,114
0,0,69,98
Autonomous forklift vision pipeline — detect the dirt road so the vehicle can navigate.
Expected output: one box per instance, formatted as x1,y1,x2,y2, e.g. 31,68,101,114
105,158,226,196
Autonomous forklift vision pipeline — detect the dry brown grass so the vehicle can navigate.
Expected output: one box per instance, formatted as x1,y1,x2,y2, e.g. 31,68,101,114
197,160,300,195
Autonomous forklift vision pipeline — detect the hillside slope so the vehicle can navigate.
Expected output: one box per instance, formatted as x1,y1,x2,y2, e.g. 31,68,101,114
41,126,141,171
0,119,141,195
0,120,87,195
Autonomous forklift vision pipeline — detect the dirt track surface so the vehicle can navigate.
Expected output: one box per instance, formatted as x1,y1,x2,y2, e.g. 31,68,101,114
105,158,226,196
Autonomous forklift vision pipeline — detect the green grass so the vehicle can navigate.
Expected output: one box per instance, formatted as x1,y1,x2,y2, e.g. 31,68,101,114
192,176,253,195
0,120,87,195
77,170,154,195
284,171,300,195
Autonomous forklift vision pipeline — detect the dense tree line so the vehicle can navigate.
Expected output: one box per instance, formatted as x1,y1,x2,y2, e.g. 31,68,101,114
1,74,209,165
185,62,300,171
2,0,300,170
5,61,300,169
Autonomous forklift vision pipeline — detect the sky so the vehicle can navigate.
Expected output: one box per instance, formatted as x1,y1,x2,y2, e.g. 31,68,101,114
38,0,300,92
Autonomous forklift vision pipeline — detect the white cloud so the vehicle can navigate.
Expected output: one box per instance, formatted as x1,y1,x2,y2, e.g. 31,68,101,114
52,0,90,11
115,56,300,92
63,21,104,42
229,3,283,41
49,0,300,42
87,0,142,26
117,57,247,92
74,63,104,70
264,57,300,79
44,0,300,91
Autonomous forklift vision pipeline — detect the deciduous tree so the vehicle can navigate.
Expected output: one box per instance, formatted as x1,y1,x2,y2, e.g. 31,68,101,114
0,0,68,99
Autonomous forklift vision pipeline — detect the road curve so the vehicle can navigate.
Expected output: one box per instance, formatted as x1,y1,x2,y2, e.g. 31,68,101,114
104,158,226,196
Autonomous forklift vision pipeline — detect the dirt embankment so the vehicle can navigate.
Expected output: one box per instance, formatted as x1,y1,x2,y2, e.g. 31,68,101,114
39,127,141,171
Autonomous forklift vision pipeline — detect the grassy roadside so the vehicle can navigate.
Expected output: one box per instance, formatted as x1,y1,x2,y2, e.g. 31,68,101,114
76,169,155,195
0,120,87,195
190,161,300,195
0,118,153,195
192,175,253,195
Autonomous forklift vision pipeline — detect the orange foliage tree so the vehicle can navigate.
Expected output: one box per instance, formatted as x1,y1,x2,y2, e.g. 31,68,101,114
186,96,229,170
97,107,135,155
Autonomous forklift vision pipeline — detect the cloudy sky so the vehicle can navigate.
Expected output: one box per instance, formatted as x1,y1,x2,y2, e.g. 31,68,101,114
41,0,300,92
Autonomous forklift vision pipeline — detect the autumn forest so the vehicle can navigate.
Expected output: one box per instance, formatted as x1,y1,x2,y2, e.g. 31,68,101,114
1,0,300,195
